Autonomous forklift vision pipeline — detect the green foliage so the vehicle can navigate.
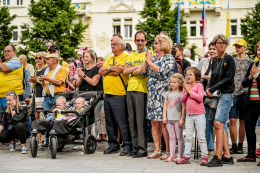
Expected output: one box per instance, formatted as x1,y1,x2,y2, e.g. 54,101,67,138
189,43,198,61
0,2,16,58
240,1,260,59
18,0,88,60
136,0,188,48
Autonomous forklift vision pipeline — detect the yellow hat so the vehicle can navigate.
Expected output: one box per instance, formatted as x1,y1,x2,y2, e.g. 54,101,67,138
233,39,247,47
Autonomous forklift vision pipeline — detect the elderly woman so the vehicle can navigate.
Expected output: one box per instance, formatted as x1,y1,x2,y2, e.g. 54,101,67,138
201,42,218,157
206,34,235,167
141,35,178,160
76,50,103,141
0,92,29,154
237,41,260,166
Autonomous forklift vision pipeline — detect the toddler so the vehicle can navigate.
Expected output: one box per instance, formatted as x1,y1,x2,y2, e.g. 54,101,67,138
178,67,208,166
163,73,186,162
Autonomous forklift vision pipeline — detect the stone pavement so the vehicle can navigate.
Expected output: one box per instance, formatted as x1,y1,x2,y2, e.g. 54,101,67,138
0,126,260,173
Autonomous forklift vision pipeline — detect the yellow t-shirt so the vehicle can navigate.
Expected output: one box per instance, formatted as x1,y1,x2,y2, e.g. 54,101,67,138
254,56,258,62
45,67,67,94
103,52,129,95
125,51,148,93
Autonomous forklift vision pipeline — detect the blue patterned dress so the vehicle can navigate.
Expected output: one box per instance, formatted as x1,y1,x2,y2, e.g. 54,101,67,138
143,54,178,121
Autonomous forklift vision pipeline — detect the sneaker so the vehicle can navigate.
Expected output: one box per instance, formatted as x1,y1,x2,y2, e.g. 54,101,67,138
9,143,15,152
221,156,234,164
176,156,190,164
207,155,223,167
39,112,45,121
200,156,208,166
236,147,244,154
229,146,237,154
256,148,260,157
73,145,84,150
21,146,28,154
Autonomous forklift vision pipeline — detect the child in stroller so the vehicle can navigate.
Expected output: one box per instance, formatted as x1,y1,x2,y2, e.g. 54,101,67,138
30,90,103,159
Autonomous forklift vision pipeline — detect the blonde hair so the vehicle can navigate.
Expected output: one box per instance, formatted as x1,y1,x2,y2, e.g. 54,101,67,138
169,73,184,92
155,35,172,54
97,57,105,62
213,34,228,44
83,50,97,67
56,96,66,105
5,92,21,114
76,97,85,105
36,51,47,63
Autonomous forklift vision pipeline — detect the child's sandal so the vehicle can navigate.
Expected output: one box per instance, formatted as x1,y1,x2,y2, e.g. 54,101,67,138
165,155,175,162
160,152,170,160
147,150,162,159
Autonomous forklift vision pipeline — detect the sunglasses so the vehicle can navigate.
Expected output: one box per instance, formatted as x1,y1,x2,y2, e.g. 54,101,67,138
136,39,145,43
35,57,43,60
6,91,17,98
154,42,159,45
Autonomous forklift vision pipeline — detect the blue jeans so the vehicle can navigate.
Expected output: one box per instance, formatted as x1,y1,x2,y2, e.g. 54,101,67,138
258,115,260,126
205,107,214,150
184,114,208,158
0,97,7,118
229,93,248,120
27,115,32,134
43,96,59,111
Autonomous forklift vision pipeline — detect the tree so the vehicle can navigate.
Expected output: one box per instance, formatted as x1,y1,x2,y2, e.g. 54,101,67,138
136,0,188,48
241,1,260,59
18,0,88,60
0,2,16,58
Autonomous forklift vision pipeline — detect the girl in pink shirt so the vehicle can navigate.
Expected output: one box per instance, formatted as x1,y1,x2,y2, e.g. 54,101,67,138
178,67,208,166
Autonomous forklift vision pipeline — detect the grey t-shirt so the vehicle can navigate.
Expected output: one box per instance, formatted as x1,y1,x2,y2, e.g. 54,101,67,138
164,91,182,121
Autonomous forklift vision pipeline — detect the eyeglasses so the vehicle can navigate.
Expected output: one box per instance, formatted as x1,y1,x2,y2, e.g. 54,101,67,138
6,91,17,98
136,39,145,43
111,43,122,47
185,74,195,77
35,57,43,60
154,42,159,45
216,42,227,45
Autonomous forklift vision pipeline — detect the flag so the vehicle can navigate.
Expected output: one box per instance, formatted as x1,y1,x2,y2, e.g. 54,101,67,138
202,2,206,47
226,0,231,44
176,2,180,44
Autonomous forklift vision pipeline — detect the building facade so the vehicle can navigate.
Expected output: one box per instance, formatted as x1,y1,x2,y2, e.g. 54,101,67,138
1,0,257,60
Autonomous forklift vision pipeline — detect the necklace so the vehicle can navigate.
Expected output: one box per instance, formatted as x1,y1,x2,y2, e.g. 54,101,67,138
217,58,222,68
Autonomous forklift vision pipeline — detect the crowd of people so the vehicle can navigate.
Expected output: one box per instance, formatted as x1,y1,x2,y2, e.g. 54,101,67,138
0,30,259,167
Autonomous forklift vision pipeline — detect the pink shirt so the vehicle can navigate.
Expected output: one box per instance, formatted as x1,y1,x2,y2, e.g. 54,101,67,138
180,83,205,115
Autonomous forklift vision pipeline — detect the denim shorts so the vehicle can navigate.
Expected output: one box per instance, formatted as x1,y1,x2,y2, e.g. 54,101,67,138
215,93,233,123
229,93,248,120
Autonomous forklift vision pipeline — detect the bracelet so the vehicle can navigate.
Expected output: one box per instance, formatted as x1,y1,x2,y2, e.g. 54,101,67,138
12,109,15,111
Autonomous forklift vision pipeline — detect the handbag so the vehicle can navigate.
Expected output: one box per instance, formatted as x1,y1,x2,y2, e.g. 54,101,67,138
204,54,226,110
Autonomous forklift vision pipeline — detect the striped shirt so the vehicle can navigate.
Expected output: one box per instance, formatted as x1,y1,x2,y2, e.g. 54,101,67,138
250,72,260,100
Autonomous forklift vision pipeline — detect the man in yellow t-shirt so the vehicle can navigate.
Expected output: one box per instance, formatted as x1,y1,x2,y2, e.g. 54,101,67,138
99,34,132,155
48,45,69,74
123,30,148,158
39,54,67,111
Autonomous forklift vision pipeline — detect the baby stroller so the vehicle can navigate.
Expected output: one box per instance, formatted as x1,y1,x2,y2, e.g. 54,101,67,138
30,90,103,159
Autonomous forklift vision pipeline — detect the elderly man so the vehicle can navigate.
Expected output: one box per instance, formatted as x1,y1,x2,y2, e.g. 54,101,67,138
19,54,35,76
48,45,69,74
123,30,148,158
99,34,132,156
183,49,197,67
40,54,67,111
0,45,23,119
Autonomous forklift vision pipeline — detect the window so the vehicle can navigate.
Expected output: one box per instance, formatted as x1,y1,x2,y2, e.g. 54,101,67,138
17,0,23,5
21,26,26,40
113,19,121,22
231,20,237,36
190,21,196,37
3,0,10,5
113,26,121,35
13,26,18,41
125,25,132,38
125,19,132,22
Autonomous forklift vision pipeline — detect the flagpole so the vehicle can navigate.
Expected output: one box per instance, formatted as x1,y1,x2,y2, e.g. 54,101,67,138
203,0,205,57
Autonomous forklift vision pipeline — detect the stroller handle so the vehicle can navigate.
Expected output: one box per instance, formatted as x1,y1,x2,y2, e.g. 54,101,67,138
60,110,80,117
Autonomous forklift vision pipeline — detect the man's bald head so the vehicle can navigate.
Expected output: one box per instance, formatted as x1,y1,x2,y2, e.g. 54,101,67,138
19,54,28,66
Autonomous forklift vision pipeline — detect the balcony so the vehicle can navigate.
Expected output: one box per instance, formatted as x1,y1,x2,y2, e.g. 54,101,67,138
170,0,221,16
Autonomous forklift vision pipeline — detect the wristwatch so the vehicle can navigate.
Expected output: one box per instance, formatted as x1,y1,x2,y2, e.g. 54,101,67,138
11,109,15,111
83,74,87,78
107,67,110,71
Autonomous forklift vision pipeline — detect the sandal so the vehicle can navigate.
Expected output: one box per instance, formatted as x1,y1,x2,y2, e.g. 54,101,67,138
147,150,162,159
165,155,175,162
160,152,170,160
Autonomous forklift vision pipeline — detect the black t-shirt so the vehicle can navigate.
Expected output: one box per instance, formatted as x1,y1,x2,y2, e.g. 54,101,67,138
79,66,103,91
35,67,47,97
206,54,235,93
182,58,191,75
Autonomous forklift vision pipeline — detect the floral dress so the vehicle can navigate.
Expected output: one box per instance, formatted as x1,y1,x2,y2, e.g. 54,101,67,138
143,54,178,121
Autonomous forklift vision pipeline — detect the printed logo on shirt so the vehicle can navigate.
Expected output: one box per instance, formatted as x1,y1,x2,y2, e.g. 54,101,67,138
133,59,144,66
224,63,227,66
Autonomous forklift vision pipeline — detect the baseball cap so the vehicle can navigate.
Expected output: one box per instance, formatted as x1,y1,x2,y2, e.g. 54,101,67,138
45,54,60,60
233,39,247,47
48,45,59,51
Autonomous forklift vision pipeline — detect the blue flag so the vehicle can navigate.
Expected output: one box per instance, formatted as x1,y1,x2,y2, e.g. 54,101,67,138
176,3,180,44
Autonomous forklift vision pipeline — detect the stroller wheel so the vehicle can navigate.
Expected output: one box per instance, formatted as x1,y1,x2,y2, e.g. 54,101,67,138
57,145,64,152
31,136,38,158
84,135,97,154
50,137,57,159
